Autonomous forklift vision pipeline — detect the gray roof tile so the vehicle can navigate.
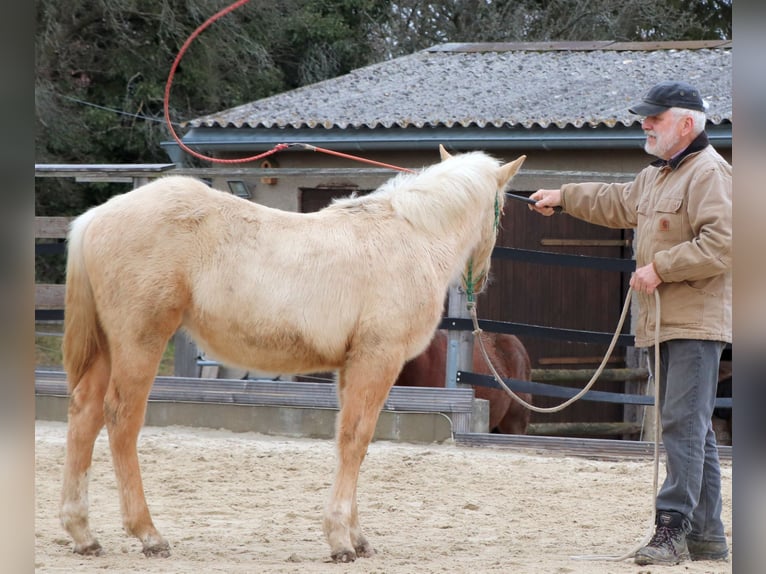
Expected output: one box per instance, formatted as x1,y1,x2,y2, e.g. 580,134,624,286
189,41,732,130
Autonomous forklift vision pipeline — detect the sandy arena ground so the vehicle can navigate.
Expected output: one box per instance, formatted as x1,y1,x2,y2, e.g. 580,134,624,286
35,420,732,573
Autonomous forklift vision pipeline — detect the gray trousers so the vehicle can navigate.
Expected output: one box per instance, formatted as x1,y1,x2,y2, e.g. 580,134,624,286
649,338,727,543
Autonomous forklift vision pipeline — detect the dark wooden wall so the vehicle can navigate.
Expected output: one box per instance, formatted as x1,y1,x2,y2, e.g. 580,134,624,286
487,193,632,427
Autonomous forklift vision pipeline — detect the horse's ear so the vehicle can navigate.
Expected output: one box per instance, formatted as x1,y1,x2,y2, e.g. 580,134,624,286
439,144,452,161
498,155,526,186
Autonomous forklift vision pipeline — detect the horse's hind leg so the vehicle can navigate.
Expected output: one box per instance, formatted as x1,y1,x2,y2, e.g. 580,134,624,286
323,354,401,562
104,341,171,557
60,351,109,555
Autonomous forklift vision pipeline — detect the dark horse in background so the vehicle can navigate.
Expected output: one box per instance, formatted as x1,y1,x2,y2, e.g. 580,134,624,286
396,329,532,434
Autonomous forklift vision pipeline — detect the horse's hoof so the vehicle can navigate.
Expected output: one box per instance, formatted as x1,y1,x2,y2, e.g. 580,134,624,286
73,541,103,556
331,549,357,563
355,541,375,558
142,542,171,558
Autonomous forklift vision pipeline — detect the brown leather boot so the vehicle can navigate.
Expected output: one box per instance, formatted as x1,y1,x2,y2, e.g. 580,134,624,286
634,510,690,566
686,537,729,561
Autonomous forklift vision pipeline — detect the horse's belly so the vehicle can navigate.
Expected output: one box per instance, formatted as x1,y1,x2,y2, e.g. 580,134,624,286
185,321,345,375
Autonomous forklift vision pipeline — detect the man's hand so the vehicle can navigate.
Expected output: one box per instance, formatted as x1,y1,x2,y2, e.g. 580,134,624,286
529,189,562,216
630,262,662,294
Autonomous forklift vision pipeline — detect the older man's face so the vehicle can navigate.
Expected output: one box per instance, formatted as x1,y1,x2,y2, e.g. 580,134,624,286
641,110,687,160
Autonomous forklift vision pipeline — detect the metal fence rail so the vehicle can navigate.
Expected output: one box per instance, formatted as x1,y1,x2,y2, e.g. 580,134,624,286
35,369,475,431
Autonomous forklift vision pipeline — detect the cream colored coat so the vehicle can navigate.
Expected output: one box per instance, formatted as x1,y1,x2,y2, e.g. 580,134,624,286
560,144,732,347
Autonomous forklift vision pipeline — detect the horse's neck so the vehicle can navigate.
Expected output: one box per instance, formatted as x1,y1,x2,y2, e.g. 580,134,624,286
442,216,493,282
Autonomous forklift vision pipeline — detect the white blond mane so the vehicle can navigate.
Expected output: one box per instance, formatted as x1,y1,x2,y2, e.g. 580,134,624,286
326,151,503,237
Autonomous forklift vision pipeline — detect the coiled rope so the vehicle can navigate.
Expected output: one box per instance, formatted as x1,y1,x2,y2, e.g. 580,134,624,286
469,287,662,561
163,0,272,165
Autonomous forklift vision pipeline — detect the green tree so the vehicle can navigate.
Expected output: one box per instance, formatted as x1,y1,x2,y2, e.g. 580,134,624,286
368,0,731,57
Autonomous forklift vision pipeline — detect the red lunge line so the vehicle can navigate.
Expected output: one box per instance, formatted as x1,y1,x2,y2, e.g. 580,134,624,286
163,0,413,174
291,144,414,173
163,0,281,165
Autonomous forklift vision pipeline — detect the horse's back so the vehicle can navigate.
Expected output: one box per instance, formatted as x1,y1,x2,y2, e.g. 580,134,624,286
78,176,222,246
72,177,238,337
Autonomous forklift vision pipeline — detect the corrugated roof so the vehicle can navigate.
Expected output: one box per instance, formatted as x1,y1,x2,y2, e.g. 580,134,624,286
188,41,732,131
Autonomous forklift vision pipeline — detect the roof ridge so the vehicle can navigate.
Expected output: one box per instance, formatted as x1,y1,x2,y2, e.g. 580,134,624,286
427,40,732,53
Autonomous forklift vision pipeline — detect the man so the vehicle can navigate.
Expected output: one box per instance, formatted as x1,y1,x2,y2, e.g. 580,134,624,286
529,80,732,566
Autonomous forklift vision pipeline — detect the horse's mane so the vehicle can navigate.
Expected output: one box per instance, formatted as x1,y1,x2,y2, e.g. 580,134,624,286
326,151,501,236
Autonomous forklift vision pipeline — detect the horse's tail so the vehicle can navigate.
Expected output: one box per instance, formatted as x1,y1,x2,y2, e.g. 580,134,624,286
62,210,106,392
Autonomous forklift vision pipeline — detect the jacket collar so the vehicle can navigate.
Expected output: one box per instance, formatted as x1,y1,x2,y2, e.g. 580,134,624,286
650,131,710,170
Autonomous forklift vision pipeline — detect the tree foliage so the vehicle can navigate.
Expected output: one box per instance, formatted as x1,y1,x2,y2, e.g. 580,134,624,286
367,1,731,56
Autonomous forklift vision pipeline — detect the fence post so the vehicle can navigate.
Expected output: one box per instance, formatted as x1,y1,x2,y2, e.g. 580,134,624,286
132,176,151,189
445,285,474,388
445,285,490,433
173,331,200,377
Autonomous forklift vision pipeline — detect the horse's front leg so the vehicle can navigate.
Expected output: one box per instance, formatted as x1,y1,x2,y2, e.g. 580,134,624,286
323,357,401,562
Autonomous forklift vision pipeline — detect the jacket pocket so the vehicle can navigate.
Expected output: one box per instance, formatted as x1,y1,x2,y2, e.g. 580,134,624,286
652,196,686,245
661,281,705,330
637,194,683,215
688,274,723,295
655,197,682,213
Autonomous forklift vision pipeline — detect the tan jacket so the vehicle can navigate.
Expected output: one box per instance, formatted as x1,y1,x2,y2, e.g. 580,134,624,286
560,140,732,347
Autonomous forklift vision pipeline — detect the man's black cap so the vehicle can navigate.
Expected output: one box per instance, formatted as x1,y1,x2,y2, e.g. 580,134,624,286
629,81,706,116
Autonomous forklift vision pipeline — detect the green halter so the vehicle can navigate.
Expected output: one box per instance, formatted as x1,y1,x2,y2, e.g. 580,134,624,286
462,192,501,304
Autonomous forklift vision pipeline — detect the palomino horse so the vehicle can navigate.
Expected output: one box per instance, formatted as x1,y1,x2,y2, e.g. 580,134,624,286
395,329,532,434
60,145,525,562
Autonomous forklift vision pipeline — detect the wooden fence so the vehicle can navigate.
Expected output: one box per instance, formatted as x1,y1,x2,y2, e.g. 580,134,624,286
35,164,732,443
35,216,71,320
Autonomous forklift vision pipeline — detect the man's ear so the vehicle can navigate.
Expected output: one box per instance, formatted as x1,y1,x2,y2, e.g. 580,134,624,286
683,114,695,134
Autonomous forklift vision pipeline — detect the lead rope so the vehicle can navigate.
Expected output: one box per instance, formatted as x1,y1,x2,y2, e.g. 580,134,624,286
469,288,662,562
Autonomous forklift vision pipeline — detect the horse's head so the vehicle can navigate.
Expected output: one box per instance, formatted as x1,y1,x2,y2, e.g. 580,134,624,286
438,145,526,298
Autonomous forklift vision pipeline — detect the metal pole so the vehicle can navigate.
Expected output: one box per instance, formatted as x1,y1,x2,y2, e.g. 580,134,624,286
445,285,474,388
